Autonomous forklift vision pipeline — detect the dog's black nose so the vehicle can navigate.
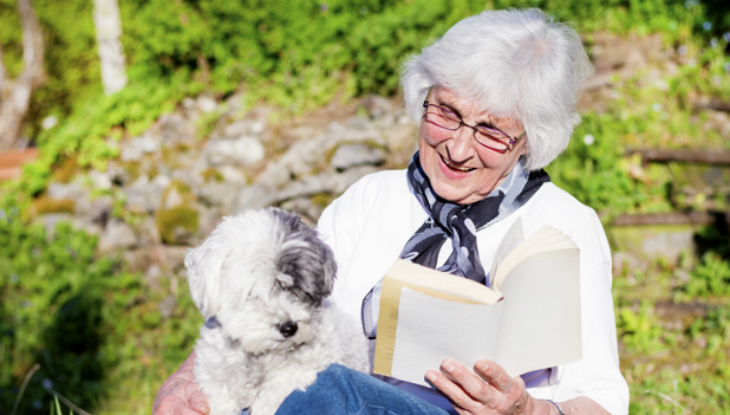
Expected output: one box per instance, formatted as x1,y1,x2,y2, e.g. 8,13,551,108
279,321,298,338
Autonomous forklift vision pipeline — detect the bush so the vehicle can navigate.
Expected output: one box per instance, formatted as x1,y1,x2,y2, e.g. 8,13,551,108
0,210,201,414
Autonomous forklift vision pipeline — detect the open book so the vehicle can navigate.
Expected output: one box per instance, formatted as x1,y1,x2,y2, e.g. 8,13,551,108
372,218,582,386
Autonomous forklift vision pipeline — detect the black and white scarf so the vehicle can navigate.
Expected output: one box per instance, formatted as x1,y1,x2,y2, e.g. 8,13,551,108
400,152,549,285
362,152,550,338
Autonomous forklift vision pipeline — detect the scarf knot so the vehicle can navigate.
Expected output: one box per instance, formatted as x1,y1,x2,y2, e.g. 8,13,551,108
399,152,548,285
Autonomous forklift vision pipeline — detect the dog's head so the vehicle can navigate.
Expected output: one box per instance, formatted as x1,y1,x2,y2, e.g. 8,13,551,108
185,207,337,354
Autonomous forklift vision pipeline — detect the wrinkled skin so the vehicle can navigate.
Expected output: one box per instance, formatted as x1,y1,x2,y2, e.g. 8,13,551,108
152,351,210,415
425,358,611,415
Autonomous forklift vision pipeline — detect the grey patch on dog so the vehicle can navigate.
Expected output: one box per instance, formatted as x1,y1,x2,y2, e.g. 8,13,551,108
269,207,336,307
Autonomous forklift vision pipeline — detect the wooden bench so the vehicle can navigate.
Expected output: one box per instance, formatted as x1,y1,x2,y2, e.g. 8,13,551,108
0,148,39,181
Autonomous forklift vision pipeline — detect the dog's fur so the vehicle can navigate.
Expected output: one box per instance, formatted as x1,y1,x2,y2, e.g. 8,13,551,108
186,208,369,415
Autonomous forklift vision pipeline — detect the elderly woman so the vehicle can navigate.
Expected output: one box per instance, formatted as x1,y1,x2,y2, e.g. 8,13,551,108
154,8,628,415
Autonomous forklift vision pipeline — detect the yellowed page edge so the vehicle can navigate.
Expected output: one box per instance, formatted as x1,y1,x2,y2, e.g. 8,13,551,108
385,260,502,304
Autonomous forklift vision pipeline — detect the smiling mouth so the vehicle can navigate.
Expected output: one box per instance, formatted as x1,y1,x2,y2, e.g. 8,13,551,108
441,154,474,172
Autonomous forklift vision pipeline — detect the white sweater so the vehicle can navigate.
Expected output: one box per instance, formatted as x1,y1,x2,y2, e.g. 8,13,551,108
317,169,629,415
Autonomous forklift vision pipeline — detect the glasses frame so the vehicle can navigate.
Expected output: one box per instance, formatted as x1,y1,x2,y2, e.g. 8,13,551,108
422,100,525,151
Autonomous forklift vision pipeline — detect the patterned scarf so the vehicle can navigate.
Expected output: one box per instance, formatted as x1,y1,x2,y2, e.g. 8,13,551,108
400,152,549,285
361,152,550,338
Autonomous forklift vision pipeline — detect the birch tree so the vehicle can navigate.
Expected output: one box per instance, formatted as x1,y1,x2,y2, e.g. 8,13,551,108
93,0,127,95
0,0,44,150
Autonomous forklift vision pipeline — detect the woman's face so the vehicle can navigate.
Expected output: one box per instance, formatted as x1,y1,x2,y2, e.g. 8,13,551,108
418,86,528,205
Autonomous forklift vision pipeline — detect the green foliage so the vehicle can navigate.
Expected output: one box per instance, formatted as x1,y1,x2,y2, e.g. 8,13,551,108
155,205,200,245
49,395,74,415
614,258,730,414
617,301,664,353
550,112,647,220
678,252,730,298
0,211,201,414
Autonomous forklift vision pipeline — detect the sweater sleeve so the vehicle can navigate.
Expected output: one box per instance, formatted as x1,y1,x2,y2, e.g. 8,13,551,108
551,208,629,415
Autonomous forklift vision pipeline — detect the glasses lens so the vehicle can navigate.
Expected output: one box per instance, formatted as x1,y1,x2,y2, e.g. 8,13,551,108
425,105,461,129
475,126,510,150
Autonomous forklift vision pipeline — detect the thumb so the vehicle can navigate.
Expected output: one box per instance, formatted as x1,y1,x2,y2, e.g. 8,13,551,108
187,384,210,415
193,401,210,415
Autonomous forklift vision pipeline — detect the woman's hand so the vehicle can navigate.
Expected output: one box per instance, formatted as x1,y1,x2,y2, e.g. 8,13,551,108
152,351,210,415
426,358,546,415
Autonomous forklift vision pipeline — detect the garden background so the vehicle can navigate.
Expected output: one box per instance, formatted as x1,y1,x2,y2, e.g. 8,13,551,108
1,0,730,414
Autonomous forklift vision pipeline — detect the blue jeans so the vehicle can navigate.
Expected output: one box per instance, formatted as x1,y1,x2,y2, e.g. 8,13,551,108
243,364,453,415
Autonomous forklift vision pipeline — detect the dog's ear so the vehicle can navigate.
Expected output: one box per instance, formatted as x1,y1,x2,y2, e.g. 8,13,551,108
272,208,338,306
185,222,233,318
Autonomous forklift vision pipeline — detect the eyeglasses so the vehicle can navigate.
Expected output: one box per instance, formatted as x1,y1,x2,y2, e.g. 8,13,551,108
422,100,525,151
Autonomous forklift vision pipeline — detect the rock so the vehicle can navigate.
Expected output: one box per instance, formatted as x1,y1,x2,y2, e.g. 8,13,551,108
98,219,138,252
196,205,224,236
120,133,161,162
236,167,377,221
204,137,265,167
330,143,385,171
135,216,162,246
223,120,249,138
198,182,240,212
106,161,133,186
217,165,247,184
235,184,278,211
88,170,113,190
274,166,379,209
385,123,418,163
160,246,189,272
182,97,197,111
46,181,86,201
361,94,394,119
198,95,218,113
163,186,185,210
158,113,196,145
279,197,325,225
249,120,265,135
74,195,113,226
125,175,171,213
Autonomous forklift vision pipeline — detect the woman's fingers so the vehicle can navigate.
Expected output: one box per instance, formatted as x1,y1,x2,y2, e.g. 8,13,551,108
153,379,210,415
186,380,211,414
427,359,494,413
473,360,512,393
153,351,210,415
429,358,535,415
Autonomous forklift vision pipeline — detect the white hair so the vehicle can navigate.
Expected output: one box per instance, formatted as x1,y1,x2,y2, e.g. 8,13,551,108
401,8,593,170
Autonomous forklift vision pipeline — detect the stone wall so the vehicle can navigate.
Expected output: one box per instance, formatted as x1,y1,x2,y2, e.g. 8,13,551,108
37,93,419,280
32,34,730,281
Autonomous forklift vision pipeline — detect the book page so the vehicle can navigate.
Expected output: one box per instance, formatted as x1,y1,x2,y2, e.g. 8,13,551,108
493,226,578,290
488,217,525,288
390,287,504,386
374,228,582,382
494,249,582,377
382,260,503,304
373,260,502,377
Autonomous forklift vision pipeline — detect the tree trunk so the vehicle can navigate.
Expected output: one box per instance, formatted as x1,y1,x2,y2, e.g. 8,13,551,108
0,0,45,150
93,0,127,95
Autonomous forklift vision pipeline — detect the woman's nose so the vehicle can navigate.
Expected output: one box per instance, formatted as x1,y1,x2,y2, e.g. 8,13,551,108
446,127,476,162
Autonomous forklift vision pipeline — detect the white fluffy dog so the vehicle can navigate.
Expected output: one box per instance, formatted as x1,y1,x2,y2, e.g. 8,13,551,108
185,208,369,415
